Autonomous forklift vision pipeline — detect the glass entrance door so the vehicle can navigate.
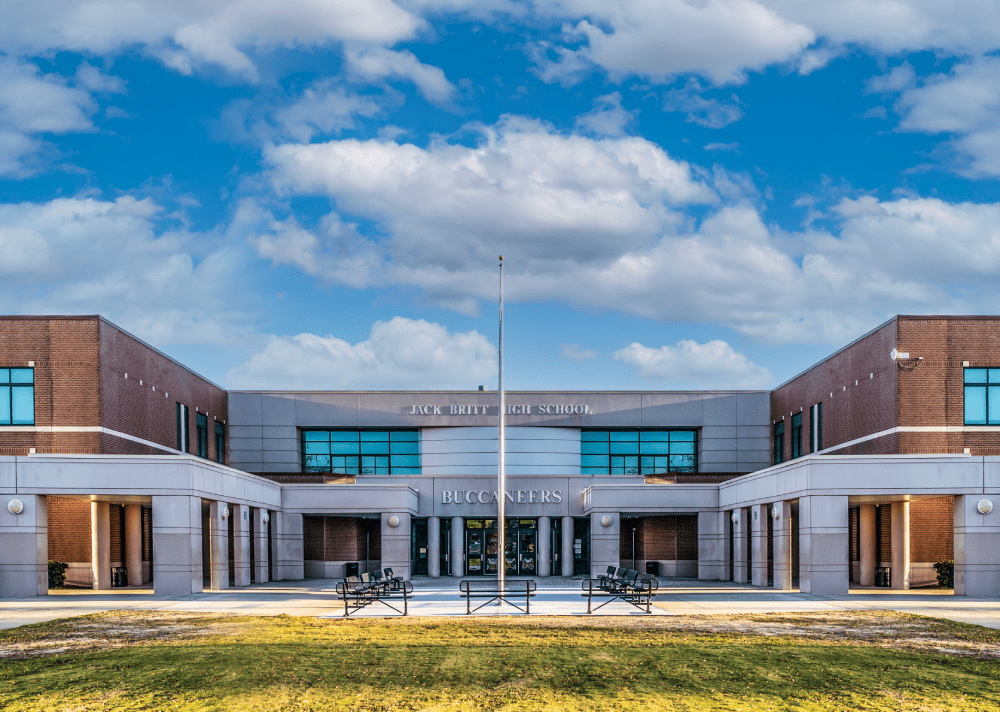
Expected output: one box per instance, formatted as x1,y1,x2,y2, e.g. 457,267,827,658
465,519,498,575
466,518,537,575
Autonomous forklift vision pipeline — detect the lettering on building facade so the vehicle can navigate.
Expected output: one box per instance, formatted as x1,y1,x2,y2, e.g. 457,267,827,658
441,489,563,504
409,404,591,416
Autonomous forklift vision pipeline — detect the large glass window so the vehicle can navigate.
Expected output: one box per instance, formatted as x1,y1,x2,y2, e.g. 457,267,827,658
810,402,822,453
0,368,34,425
580,430,697,475
176,403,189,453
215,421,226,464
196,412,208,458
791,412,802,459
965,368,1000,425
773,421,785,465
302,430,420,475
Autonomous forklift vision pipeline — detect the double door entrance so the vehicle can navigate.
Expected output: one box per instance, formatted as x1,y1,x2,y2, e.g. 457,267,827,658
465,518,537,576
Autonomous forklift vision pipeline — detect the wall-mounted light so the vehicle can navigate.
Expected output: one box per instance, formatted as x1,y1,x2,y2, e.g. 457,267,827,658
244,509,248,520
601,515,613,527
771,504,780,520
978,499,993,515
262,511,270,525
221,505,229,520
731,511,739,524
388,516,400,527
8,499,23,515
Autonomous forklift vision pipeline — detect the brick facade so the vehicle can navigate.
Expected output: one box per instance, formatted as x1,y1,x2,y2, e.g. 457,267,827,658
304,516,382,562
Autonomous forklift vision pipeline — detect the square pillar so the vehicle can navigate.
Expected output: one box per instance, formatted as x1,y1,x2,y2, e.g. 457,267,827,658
561,516,574,577
890,501,910,590
124,504,143,586
427,516,441,578
253,508,269,584
451,516,464,577
751,504,768,586
859,504,876,587
274,511,304,581
954,494,1000,597
697,510,725,580
208,501,230,590
590,512,619,578
798,495,849,594
773,500,793,590
382,512,411,580
537,516,551,577
152,495,202,595
0,494,48,597
91,501,111,590
232,504,250,587
732,509,749,584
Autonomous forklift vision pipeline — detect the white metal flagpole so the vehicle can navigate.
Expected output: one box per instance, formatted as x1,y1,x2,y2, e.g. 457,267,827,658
497,255,505,595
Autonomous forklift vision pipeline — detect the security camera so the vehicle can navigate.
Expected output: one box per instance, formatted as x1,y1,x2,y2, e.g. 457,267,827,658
890,349,909,361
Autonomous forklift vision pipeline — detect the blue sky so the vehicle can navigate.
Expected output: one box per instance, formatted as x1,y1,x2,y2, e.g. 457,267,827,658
3,1,1000,392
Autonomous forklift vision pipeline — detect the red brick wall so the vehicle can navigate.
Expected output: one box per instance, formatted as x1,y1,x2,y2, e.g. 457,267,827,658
304,516,381,561
910,498,953,562
47,497,92,563
632,516,698,560
771,319,898,460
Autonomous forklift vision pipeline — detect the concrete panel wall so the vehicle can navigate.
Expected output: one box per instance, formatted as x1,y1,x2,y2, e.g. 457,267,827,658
0,494,47,597
151,495,202,595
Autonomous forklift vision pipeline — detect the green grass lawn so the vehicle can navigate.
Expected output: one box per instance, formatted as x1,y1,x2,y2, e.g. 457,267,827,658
2,611,999,711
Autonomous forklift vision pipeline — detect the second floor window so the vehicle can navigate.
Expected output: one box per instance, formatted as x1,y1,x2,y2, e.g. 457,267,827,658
196,412,208,458
580,430,697,475
810,402,822,452
965,368,1000,425
773,421,785,465
0,368,34,425
215,421,226,464
176,403,189,453
302,430,420,475
791,412,803,459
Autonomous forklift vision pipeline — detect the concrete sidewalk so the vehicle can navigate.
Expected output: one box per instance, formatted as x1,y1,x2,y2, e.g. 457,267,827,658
1,577,997,630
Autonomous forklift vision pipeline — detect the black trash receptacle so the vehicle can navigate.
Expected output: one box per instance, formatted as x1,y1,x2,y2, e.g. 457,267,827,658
345,562,359,577
111,566,127,588
645,561,660,576
875,566,891,587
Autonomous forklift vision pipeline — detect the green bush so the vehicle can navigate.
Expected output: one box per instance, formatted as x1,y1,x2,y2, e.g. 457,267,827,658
48,560,68,588
934,560,954,588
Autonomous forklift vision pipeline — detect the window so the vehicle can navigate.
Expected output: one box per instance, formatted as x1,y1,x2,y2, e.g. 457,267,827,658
0,368,34,425
810,402,822,453
176,403,189,453
580,430,697,475
773,421,784,465
215,421,226,464
196,412,208,458
965,368,1000,425
302,430,420,475
791,412,802,459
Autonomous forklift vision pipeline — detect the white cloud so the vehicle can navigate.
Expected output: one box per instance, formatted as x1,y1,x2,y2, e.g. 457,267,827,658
614,339,771,387
344,46,456,105
226,317,497,389
560,343,597,362
574,92,636,137
273,82,383,142
663,81,744,128
866,62,916,94
74,62,126,94
0,195,255,346
704,142,741,153
534,0,814,86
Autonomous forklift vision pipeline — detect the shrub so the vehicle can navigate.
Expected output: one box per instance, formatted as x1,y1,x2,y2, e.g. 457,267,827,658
933,560,954,588
48,560,68,589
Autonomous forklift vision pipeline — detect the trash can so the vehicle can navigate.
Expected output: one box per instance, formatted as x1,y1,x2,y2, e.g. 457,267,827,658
345,562,359,577
875,566,891,587
645,561,660,576
111,566,128,588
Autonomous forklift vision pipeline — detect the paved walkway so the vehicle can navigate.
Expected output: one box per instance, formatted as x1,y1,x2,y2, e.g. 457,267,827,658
1,578,997,630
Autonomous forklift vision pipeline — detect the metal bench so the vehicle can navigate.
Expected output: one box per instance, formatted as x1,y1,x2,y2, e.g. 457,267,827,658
460,579,537,614
336,575,413,617
582,573,658,614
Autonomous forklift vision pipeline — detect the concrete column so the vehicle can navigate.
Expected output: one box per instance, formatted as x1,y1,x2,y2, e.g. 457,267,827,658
232,504,250,587
253,508,269,584
751,504,768,586
773,500,793,590
208,500,230,590
561,516,574,577
451,516,464,577
890,501,910,590
590,512,618,578
697,510,725,580
722,511,732,581
382,512,411,580
798,495,849,594
732,509,749,584
954,493,1000,596
537,516,551,577
91,501,111,590
427,516,441,578
124,504,142,586
273,511,304,581
859,504,876,587
152,495,202,594
0,494,48,597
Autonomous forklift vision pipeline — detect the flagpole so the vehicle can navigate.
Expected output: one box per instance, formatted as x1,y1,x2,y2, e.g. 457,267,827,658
497,256,505,595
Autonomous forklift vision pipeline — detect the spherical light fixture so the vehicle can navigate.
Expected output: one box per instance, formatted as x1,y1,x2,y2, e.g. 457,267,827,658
7,499,23,515
601,515,613,527
731,511,739,524
978,499,993,515
221,505,229,520
388,516,400,527
771,505,780,520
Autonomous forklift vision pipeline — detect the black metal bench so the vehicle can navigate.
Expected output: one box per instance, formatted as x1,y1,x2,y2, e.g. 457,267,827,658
582,573,658,614
460,579,537,614
336,575,413,617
